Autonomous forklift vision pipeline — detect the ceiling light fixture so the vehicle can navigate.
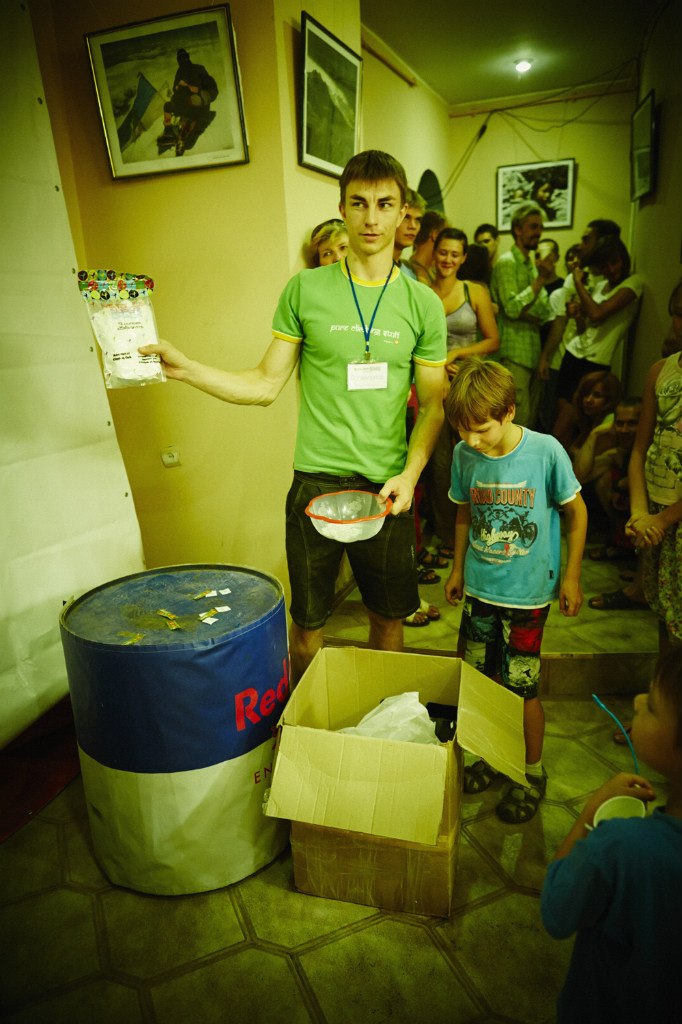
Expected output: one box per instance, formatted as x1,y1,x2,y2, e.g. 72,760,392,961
515,59,533,74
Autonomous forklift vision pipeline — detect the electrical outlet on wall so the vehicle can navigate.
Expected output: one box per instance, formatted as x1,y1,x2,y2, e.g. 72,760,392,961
161,447,181,468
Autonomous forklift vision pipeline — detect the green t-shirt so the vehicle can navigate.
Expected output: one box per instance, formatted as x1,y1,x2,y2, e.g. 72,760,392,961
272,261,446,480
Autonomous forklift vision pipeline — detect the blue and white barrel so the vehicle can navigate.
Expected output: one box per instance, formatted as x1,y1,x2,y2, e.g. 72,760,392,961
59,564,289,895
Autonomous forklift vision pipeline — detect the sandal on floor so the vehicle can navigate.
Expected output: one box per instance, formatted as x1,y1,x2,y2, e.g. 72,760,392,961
403,597,441,625
463,759,502,794
438,544,454,560
496,768,548,824
588,588,648,611
613,724,632,746
417,567,441,585
588,545,620,561
589,545,636,566
418,549,449,570
403,609,430,627
420,598,440,621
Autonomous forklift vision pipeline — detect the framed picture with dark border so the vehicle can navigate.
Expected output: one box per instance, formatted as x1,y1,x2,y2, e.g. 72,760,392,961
631,90,656,201
496,158,576,231
86,4,248,179
299,12,362,178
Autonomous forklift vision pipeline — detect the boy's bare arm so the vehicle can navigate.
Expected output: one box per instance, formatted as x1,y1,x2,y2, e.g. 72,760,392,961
559,493,587,616
551,772,656,861
444,502,470,605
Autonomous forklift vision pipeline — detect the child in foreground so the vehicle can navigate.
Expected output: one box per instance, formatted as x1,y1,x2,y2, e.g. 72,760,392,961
541,649,682,1022
444,358,587,823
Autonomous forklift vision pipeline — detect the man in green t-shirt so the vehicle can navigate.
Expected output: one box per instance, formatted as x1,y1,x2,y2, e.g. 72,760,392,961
143,150,447,681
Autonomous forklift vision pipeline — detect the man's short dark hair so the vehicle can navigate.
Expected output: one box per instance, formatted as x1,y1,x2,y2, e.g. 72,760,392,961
414,210,446,246
590,237,631,277
474,223,498,240
339,150,407,206
588,219,621,242
405,188,426,213
434,227,468,253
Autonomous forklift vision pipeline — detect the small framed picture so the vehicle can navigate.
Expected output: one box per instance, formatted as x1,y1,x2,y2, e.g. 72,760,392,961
299,12,362,179
86,4,248,179
631,90,656,201
496,159,576,231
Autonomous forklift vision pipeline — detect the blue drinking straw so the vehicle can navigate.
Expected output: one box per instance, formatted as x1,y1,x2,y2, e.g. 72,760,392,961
591,693,639,773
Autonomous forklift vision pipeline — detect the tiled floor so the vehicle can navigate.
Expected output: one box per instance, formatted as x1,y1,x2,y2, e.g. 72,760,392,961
0,552,664,1024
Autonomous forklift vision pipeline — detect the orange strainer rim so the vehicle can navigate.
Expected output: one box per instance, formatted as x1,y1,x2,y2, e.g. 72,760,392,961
305,489,393,524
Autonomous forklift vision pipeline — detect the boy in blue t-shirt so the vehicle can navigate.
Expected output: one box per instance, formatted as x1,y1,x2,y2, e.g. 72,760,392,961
444,358,587,823
541,649,682,1021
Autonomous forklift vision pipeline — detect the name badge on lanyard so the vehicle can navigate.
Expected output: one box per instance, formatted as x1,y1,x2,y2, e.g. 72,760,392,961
347,359,388,390
345,258,393,392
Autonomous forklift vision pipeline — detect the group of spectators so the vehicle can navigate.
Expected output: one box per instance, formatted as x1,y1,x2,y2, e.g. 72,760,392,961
142,149,681,1018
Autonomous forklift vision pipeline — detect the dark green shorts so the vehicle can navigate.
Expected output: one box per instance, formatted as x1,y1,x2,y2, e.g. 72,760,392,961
285,471,420,630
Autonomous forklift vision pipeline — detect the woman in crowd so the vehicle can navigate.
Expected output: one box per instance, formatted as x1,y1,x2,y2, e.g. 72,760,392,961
559,370,622,456
420,228,499,560
626,277,682,654
553,238,643,439
305,218,349,268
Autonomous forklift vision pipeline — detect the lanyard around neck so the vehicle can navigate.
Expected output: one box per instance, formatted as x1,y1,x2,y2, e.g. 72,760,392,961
345,258,394,360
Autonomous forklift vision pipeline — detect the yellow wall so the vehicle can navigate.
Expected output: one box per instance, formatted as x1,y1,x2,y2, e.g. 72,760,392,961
444,91,634,260
628,1,682,384
29,0,682,603
361,45,452,204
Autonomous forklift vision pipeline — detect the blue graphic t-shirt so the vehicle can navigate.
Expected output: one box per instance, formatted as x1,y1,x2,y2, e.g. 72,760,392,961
449,429,580,607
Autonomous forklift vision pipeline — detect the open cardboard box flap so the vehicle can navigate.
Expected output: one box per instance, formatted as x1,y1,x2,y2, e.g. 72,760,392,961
265,648,526,845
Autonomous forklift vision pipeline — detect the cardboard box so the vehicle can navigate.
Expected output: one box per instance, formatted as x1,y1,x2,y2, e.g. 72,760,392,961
265,647,526,916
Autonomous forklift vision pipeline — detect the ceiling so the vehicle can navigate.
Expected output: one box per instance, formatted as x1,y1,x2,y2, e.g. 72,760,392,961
360,0,669,109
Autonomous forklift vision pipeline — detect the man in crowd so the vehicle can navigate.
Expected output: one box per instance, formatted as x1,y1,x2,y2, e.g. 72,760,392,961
141,151,447,682
491,202,554,427
474,223,499,265
393,188,426,278
537,219,621,383
407,210,447,284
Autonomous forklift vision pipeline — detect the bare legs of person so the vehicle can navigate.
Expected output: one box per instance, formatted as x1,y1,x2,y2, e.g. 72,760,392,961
289,611,403,686
524,695,545,764
289,622,323,687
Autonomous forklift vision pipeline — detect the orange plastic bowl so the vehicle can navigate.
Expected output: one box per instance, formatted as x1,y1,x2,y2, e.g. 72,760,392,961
305,490,392,542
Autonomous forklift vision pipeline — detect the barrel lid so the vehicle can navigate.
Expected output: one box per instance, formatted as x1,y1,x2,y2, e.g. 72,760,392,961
60,564,283,647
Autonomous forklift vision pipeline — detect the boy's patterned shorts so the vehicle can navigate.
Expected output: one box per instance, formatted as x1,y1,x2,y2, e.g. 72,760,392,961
459,595,550,699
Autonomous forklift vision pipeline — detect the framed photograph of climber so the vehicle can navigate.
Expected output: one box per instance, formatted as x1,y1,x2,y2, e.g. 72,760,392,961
86,5,249,179
299,12,362,178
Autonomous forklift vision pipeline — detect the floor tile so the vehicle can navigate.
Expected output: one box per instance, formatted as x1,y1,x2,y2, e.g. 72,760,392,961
440,892,572,1023
0,819,63,900
299,917,481,1023
0,889,99,1007
236,850,379,947
150,949,313,1024
99,887,244,978
3,979,145,1024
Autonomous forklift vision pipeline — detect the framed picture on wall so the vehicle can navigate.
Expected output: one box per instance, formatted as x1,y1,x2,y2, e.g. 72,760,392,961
496,158,576,231
86,4,248,179
631,90,656,201
299,12,362,178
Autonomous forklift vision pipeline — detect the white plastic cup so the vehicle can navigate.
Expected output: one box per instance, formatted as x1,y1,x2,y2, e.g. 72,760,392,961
593,794,647,828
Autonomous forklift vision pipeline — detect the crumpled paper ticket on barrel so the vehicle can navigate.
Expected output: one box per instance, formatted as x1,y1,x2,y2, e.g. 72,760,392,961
78,269,165,389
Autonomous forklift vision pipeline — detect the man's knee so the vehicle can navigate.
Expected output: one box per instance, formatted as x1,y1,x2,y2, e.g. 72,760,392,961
367,608,403,651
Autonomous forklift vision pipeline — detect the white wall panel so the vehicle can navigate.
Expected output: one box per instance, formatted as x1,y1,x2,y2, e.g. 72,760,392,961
0,4,144,745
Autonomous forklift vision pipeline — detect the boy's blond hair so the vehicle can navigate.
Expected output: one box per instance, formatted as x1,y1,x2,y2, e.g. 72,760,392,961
445,357,516,431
